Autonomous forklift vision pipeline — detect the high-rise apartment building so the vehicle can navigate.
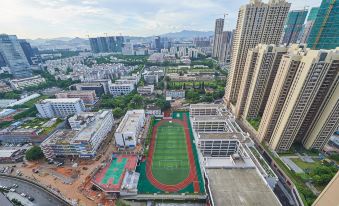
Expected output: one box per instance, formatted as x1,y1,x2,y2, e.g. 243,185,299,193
212,18,224,58
219,31,233,64
268,48,339,151
0,34,32,78
312,171,339,206
302,76,338,150
307,0,339,49
224,0,290,112
281,9,308,45
241,45,288,119
258,45,306,143
299,7,319,44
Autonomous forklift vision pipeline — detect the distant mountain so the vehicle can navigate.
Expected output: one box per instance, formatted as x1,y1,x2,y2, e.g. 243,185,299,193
159,30,214,39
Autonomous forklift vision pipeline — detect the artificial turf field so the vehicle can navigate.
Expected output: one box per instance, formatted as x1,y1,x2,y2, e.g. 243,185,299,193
152,121,190,185
137,112,205,194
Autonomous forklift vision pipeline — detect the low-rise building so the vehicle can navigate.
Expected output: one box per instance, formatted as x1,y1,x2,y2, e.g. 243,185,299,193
166,90,185,99
145,104,162,116
55,90,97,105
9,75,46,90
114,110,145,148
41,110,114,159
71,82,106,96
137,85,154,95
35,98,86,118
0,82,12,92
109,83,134,97
0,149,25,163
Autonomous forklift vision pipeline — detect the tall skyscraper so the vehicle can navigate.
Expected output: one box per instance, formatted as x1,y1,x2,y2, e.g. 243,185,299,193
258,45,306,143
89,38,100,53
212,18,224,58
281,9,308,45
89,36,125,53
0,34,32,78
219,31,234,64
241,44,288,120
268,48,339,151
154,36,161,52
313,171,339,206
307,0,339,49
299,7,319,44
224,0,290,113
19,39,37,65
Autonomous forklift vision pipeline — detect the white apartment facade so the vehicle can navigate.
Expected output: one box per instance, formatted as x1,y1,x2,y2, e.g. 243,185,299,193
35,98,86,118
109,83,134,97
137,85,154,95
114,110,145,148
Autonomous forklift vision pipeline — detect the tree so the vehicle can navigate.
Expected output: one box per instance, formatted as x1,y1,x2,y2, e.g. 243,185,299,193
113,108,125,118
25,146,44,161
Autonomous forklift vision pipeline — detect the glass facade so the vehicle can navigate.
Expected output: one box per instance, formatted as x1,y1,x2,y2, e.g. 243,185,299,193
307,0,339,49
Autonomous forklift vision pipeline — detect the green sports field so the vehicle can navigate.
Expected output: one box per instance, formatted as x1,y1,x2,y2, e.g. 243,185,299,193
152,121,190,185
101,157,127,184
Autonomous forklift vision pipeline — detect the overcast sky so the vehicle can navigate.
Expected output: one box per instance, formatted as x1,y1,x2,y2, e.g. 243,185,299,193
1,0,321,39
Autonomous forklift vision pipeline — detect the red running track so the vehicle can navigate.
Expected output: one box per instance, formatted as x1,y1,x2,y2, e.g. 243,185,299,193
146,114,200,192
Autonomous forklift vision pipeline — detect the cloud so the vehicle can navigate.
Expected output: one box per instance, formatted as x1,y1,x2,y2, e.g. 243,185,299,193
0,0,322,39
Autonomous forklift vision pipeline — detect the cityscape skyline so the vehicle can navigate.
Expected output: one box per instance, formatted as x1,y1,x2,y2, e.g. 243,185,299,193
1,0,321,39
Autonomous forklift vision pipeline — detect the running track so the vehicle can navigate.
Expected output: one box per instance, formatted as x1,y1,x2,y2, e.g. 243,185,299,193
146,114,200,193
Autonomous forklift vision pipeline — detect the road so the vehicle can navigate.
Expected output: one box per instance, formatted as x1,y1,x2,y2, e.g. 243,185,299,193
0,176,67,206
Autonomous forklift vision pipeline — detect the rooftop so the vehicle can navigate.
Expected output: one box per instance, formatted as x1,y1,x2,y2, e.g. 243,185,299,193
40,98,81,104
191,115,227,122
73,110,110,142
198,132,245,141
116,110,145,133
0,149,19,158
42,130,78,145
206,168,280,206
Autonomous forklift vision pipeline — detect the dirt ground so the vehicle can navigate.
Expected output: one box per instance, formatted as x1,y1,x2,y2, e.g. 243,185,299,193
15,133,118,206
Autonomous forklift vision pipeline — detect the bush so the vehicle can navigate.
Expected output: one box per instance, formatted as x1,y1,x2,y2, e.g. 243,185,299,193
25,146,44,161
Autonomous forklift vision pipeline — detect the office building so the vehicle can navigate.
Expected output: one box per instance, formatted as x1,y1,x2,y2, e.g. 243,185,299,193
71,82,106,96
19,39,39,65
89,36,125,53
224,0,290,110
212,18,224,58
41,110,114,159
109,83,134,97
114,110,145,148
166,90,185,99
269,48,339,151
137,85,154,95
239,45,288,119
281,9,308,45
258,45,306,143
154,36,161,52
299,7,319,44
55,90,97,105
9,75,46,90
0,34,32,78
307,0,339,49
36,98,86,118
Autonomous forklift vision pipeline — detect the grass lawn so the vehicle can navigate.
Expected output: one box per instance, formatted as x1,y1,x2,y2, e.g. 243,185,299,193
152,121,190,185
291,158,322,170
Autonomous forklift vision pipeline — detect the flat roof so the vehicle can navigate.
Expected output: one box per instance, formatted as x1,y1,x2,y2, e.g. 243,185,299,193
41,98,81,103
191,115,227,121
206,168,280,206
42,130,78,145
116,110,144,133
0,149,19,158
73,110,110,142
198,132,244,140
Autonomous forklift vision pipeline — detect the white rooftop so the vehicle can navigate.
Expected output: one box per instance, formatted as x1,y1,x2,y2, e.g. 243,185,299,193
41,98,81,103
117,110,145,133
0,149,19,158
